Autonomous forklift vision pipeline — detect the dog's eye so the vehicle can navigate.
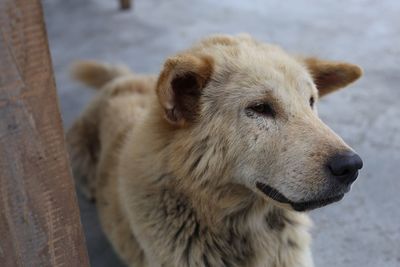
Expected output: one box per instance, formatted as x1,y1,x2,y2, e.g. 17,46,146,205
309,97,315,108
248,103,276,117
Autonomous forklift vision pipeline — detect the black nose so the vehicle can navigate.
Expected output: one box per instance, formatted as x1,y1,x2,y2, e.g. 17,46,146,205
328,152,363,183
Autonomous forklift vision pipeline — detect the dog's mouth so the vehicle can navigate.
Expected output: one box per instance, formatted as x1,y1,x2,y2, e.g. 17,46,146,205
256,182,344,212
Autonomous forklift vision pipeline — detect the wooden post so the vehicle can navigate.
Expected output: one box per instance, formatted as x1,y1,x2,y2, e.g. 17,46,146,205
120,0,132,10
0,0,90,266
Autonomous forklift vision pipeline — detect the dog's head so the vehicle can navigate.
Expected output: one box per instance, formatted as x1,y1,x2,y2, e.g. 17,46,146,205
156,34,363,212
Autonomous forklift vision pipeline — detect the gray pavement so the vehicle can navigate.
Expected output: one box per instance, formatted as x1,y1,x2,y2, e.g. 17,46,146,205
43,0,400,266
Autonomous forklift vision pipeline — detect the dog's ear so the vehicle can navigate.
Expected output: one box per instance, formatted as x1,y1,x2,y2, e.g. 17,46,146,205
156,53,213,126
304,57,362,97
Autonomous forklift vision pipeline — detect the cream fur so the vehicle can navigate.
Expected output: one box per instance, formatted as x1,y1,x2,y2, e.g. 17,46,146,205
67,34,362,267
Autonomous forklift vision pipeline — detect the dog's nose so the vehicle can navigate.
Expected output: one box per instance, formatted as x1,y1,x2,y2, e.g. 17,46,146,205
328,152,363,183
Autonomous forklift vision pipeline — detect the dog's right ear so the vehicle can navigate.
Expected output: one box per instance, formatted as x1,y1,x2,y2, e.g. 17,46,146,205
156,54,213,126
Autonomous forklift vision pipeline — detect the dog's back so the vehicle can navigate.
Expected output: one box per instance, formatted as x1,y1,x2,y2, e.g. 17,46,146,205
67,61,156,200
67,62,158,266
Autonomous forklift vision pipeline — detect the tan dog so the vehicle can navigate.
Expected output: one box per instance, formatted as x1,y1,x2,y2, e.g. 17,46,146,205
67,34,363,267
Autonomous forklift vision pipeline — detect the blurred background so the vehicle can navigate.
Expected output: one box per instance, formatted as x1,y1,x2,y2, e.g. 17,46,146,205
43,0,400,266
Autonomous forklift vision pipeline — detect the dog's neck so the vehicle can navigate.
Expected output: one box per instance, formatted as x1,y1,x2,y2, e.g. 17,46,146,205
161,174,289,231
147,174,312,267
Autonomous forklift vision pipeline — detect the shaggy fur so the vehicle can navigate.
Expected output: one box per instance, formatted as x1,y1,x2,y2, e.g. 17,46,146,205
67,34,362,267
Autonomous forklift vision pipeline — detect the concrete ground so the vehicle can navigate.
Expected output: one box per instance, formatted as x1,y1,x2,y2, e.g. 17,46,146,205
43,0,400,266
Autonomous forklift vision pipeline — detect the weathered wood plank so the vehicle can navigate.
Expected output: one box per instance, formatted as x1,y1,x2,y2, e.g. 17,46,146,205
0,0,90,266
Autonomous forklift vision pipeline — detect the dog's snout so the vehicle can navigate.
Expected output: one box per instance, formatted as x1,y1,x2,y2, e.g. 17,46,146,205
327,152,363,183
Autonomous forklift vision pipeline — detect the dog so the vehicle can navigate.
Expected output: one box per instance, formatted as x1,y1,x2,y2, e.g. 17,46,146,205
67,34,363,267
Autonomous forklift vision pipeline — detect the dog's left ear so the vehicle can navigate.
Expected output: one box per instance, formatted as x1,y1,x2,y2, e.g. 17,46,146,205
156,53,213,127
303,57,362,97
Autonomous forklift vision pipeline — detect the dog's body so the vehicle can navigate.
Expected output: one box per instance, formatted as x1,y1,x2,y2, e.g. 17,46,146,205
68,35,362,267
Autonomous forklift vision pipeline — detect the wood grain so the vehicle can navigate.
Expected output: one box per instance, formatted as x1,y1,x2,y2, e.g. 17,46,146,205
0,0,90,266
